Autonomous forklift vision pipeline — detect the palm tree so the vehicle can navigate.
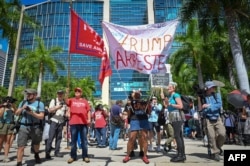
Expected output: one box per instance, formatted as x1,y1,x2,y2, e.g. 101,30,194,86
19,36,64,97
180,0,250,93
0,0,39,49
170,19,215,88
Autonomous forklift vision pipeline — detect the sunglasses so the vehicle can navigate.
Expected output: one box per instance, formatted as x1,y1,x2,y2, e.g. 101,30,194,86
75,90,81,93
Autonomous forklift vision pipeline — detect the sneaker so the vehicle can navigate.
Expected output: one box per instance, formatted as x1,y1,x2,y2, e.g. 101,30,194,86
123,156,130,163
55,153,64,157
45,153,52,159
142,156,150,164
83,157,90,163
16,162,22,166
156,146,161,152
3,157,10,163
219,148,224,156
148,144,153,151
67,158,76,164
211,153,220,161
34,154,41,164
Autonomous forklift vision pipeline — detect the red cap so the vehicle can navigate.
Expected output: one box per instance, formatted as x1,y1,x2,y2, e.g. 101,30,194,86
74,87,82,92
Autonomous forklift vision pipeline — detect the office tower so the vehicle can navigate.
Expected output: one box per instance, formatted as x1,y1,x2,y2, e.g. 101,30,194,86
3,0,182,102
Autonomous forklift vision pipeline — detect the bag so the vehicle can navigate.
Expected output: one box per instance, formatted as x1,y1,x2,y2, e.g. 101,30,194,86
157,110,166,126
174,95,192,114
42,122,50,141
111,115,124,127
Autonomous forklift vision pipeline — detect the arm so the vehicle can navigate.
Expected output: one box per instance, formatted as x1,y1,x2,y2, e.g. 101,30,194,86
169,97,183,109
0,107,5,118
48,99,63,114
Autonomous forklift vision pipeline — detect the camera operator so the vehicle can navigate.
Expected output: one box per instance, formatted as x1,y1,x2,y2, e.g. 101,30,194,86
148,96,162,152
0,96,17,162
15,89,45,166
198,81,225,162
45,90,68,159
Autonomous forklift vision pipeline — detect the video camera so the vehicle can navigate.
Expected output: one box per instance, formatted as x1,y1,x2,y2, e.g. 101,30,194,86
193,84,208,104
0,96,17,108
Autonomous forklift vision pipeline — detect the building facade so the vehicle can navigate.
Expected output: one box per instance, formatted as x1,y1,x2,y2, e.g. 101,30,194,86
3,0,182,104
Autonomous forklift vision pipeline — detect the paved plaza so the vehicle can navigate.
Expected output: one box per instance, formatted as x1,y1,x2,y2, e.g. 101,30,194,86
1,136,248,166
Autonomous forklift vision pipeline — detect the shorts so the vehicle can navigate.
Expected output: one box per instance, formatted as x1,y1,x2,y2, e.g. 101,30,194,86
148,122,161,132
0,123,14,135
130,119,150,131
17,127,42,147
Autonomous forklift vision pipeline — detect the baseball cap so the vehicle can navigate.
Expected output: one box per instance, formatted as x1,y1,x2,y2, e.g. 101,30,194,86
57,90,64,94
205,81,217,89
25,88,37,94
74,87,82,92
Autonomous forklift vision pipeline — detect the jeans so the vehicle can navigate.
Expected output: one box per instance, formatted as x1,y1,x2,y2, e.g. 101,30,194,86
95,127,107,146
109,123,121,149
46,121,64,154
70,124,88,159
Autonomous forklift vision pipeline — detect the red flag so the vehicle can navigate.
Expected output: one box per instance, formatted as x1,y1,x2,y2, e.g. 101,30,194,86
69,9,103,58
69,9,112,85
99,53,112,86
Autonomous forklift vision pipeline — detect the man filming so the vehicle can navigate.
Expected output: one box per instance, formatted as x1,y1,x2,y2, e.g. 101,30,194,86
15,89,45,166
198,81,225,162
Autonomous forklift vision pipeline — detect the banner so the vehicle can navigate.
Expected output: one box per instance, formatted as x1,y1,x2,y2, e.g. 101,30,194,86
102,20,179,74
69,9,112,86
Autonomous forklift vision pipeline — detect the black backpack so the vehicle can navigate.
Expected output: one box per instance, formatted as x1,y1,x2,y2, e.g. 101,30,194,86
173,95,192,114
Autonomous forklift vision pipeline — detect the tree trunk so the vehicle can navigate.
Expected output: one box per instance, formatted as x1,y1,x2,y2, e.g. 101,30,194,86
228,62,237,89
37,72,43,98
196,63,204,89
225,10,250,93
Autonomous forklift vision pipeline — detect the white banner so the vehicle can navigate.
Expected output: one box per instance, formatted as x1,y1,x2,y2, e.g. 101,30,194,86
102,20,179,74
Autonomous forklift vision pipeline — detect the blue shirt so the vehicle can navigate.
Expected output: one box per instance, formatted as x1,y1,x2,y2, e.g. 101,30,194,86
148,103,162,122
18,100,45,128
168,93,181,112
203,93,222,120
0,108,14,124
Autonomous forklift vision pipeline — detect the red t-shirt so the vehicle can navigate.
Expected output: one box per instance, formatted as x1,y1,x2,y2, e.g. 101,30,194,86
68,98,90,125
93,110,107,128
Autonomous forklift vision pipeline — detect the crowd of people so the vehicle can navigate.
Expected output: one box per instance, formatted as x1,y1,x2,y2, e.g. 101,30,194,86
0,82,250,165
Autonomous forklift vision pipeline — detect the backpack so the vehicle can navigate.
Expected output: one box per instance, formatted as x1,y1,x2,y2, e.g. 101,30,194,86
173,95,192,114
180,95,193,114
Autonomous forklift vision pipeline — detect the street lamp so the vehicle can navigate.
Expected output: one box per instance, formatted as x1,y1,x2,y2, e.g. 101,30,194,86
7,0,51,96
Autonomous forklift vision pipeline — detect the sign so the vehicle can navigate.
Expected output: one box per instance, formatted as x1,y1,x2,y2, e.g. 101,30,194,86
151,73,169,87
102,20,179,74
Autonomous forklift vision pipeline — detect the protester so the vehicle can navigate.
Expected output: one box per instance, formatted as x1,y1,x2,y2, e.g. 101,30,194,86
166,82,186,162
223,111,236,144
161,96,174,152
93,104,108,148
0,96,17,162
15,89,45,166
198,81,225,161
109,100,123,150
148,96,162,152
123,91,151,164
45,90,68,159
65,87,91,164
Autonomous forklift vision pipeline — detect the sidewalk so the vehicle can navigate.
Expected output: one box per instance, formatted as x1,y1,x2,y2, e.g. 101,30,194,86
1,137,248,166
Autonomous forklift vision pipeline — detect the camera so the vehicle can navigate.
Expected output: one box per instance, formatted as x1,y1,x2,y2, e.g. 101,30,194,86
10,122,20,132
193,84,208,104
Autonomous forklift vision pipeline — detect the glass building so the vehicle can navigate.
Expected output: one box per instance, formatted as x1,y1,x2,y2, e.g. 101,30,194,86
3,0,183,104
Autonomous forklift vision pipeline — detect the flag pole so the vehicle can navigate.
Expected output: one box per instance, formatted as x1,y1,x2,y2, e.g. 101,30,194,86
67,0,73,89
65,0,73,150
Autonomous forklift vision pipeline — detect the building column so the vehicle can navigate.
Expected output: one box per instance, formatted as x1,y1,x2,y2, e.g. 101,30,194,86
101,0,110,106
